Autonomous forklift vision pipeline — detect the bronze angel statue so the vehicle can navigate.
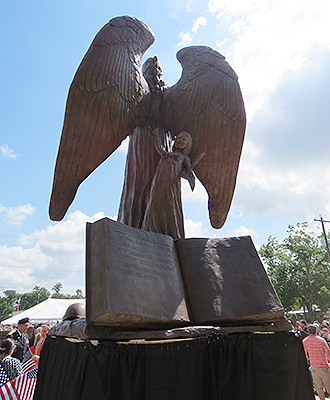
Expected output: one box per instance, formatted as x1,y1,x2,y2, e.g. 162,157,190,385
49,15,246,239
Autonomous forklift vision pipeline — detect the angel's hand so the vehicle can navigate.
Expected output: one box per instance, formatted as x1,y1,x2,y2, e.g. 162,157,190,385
181,169,195,191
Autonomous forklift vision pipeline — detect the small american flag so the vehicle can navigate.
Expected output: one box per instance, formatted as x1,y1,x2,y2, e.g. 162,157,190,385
13,299,21,311
0,380,18,400
21,359,36,374
27,369,37,379
0,368,37,400
0,364,9,388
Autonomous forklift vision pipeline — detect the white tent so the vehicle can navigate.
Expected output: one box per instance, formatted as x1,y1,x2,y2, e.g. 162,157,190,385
1,298,85,325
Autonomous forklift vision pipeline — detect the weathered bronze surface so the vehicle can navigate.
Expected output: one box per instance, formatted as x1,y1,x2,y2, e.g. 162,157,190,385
86,218,284,329
63,303,86,321
49,15,246,238
176,236,284,324
49,318,291,341
86,217,190,328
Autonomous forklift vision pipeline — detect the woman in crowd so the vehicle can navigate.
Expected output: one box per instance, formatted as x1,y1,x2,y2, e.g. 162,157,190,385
320,326,330,348
0,338,23,380
30,325,50,367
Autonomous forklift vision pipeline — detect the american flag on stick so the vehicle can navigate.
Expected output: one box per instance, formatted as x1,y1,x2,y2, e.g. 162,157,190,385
21,359,36,375
13,298,21,311
0,368,37,400
0,365,9,388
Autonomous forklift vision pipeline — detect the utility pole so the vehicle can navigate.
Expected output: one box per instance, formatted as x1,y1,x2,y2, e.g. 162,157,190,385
314,215,330,263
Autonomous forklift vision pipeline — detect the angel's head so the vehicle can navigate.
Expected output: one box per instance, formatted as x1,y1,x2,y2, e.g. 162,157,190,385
173,131,192,155
143,56,167,92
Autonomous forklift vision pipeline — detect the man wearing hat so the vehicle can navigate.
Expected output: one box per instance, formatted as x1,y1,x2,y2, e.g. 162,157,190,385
7,317,30,362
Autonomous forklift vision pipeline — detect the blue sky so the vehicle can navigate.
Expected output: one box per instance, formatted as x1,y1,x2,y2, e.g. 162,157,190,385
1,0,330,296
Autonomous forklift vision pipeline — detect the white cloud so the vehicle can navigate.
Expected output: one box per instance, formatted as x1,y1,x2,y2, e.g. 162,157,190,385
208,0,330,118
192,17,207,33
0,211,117,295
0,246,49,290
192,1,330,228
0,144,18,159
232,49,330,222
178,16,207,47
185,0,193,12
232,225,257,239
0,204,35,226
184,218,206,237
208,0,267,16
182,179,207,202
178,31,193,47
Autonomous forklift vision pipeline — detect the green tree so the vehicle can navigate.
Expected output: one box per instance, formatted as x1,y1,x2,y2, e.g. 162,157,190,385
259,222,330,320
52,282,63,294
70,289,84,299
20,286,50,310
0,297,14,321
3,290,19,306
51,282,71,298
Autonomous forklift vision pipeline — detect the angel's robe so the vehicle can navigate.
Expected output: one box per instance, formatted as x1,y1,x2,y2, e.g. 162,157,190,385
140,150,191,239
117,124,172,231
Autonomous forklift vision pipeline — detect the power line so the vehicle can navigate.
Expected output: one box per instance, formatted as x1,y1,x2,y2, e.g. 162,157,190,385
0,233,82,244
0,242,84,254
314,215,330,263
0,264,83,272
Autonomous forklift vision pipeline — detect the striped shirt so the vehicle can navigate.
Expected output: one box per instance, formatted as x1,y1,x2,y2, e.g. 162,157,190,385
303,334,330,369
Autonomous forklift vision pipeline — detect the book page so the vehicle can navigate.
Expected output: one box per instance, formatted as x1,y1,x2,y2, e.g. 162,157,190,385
176,236,284,325
86,218,190,328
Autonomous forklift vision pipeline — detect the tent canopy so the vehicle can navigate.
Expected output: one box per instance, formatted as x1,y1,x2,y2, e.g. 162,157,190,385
1,298,85,325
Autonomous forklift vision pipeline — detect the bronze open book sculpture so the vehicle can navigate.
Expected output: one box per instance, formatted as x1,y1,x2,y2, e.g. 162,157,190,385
49,15,246,238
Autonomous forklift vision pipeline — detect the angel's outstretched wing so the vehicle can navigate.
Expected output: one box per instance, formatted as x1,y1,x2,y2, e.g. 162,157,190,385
160,46,246,229
49,16,154,221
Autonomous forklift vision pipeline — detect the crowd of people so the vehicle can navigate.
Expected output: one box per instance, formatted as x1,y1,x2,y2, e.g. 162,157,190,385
291,318,330,400
0,317,51,394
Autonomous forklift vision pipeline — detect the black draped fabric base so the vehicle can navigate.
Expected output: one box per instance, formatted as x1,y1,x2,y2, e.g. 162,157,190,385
34,331,314,400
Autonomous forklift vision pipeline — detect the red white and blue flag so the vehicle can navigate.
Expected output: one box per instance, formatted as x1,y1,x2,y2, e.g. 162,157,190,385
13,299,21,310
0,364,9,388
0,368,37,400
21,359,35,375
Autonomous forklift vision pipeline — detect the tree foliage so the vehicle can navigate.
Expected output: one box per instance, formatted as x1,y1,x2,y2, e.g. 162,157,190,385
50,282,84,299
20,286,50,310
259,222,330,320
0,297,14,321
52,282,63,294
71,289,84,299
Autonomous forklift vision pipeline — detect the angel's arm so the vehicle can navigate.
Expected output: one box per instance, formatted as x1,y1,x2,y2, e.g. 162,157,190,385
181,155,195,191
150,127,167,156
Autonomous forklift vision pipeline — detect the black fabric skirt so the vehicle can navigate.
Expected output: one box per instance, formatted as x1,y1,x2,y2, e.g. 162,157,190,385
34,331,314,400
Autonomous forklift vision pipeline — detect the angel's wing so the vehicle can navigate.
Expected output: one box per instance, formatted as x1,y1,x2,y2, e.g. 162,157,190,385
159,46,246,229
49,16,154,221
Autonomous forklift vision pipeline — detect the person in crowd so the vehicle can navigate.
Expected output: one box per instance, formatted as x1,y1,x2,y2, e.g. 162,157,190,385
0,338,23,381
303,324,330,400
298,319,309,340
34,327,42,346
6,318,30,362
26,325,35,347
30,325,50,367
320,327,330,348
287,320,296,332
